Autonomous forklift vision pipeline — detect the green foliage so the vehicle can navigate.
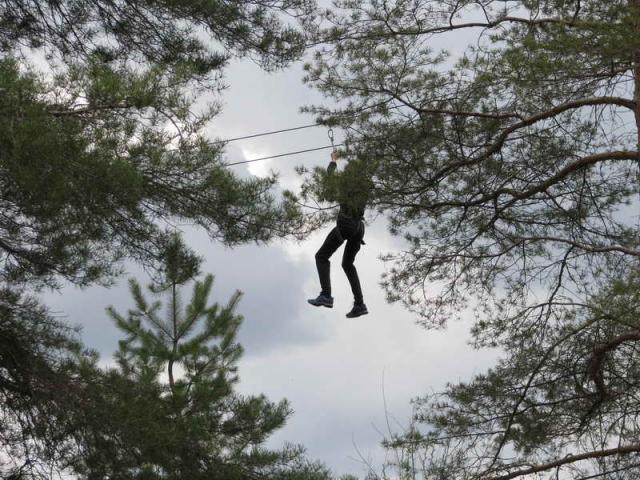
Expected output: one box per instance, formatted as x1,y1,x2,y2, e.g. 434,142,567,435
0,50,308,287
72,234,331,479
0,288,91,477
0,0,315,288
378,268,640,480
304,0,640,478
305,0,640,322
0,2,332,476
0,0,314,71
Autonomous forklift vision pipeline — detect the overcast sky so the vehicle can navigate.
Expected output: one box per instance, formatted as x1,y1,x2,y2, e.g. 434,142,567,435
42,37,500,479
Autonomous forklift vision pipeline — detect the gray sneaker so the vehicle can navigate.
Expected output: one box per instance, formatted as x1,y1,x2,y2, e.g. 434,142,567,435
346,303,368,318
308,294,334,308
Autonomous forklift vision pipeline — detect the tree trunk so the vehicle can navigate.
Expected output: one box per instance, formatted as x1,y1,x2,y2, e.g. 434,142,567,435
633,0,640,148
168,282,177,394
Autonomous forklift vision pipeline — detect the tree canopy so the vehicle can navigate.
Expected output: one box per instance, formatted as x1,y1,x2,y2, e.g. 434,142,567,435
303,0,640,478
0,1,330,476
72,234,331,479
0,0,316,288
0,288,87,477
0,236,335,479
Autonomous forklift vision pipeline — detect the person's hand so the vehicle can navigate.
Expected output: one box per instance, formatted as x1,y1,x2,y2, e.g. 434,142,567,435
331,150,339,162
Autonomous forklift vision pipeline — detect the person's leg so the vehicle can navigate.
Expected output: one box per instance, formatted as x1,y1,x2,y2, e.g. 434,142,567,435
315,226,343,298
341,234,363,305
341,221,368,317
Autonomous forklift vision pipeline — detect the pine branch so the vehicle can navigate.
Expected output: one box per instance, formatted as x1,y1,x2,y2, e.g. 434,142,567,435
309,15,589,46
484,443,640,480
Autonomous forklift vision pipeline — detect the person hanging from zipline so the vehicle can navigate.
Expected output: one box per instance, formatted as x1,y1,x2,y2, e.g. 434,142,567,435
308,148,371,318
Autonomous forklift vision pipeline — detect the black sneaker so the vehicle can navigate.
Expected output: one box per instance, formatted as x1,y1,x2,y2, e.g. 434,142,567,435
308,294,334,308
346,303,368,318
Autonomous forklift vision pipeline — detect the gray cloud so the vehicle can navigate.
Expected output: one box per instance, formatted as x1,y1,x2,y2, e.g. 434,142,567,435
42,232,332,360
183,227,332,356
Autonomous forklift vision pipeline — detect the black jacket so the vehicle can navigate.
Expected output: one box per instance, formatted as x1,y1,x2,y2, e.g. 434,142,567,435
322,160,370,219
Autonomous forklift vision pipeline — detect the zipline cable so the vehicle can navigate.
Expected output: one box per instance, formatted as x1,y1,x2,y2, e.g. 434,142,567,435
211,101,409,147
225,143,345,166
211,123,320,145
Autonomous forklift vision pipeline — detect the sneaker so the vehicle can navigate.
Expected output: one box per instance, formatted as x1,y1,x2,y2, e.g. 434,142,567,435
346,303,368,318
308,294,334,308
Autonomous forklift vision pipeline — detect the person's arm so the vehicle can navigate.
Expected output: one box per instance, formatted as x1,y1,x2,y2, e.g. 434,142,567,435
328,150,338,174
320,151,340,202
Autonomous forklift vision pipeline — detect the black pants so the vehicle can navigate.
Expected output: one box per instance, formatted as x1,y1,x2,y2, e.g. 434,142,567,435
315,216,365,304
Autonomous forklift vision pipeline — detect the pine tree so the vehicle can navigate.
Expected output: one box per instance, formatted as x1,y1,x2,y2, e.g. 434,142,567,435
0,0,316,288
0,288,91,477
303,1,640,478
74,234,330,479
0,2,320,472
